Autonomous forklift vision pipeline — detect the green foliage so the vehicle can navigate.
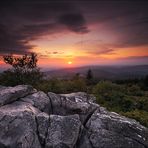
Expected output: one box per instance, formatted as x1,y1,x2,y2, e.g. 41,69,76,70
36,78,87,94
122,110,148,127
126,84,143,96
0,68,43,87
92,80,148,127
93,81,125,110
0,53,43,86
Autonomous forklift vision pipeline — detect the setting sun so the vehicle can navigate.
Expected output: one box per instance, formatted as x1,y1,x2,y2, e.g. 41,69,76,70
68,61,72,65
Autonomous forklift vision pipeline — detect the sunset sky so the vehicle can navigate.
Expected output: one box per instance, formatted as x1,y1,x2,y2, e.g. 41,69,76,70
0,0,148,70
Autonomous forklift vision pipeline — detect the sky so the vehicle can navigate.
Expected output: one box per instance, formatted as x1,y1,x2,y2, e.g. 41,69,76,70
0,0,148,70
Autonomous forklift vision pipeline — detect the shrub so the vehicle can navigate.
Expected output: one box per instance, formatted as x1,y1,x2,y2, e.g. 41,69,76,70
122,110,148,127
126,84,143,96
92,81,138,112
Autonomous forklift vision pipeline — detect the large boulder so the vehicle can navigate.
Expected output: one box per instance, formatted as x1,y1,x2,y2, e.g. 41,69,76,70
0,85,36,106
45,114,81,148
84,108,148,148
21,91,51,114
48,92,99,124
0,101,41,148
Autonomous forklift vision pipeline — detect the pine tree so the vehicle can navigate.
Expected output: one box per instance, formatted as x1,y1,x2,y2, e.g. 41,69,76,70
86,69,93,80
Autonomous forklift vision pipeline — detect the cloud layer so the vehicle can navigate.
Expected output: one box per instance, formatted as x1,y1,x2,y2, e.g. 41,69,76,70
0,0,148,59
0,0,88,55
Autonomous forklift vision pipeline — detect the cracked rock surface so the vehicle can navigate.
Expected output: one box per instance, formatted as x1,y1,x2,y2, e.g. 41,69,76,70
0,85,148,148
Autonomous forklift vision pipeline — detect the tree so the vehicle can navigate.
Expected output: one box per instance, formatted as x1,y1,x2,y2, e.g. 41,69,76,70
3,53,38,73
86,69,93,80
144,75,148,88
1,53,43,86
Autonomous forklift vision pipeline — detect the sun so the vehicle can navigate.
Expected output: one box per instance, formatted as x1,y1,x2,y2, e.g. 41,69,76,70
68,61,72,65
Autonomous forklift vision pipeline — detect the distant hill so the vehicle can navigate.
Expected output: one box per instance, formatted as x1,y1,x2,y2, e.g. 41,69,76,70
45,65,148,80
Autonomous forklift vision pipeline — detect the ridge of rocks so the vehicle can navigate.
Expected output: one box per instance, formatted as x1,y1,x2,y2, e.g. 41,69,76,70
0,85,147,148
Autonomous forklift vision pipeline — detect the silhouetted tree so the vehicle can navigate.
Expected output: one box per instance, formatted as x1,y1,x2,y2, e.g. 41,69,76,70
3,53,38,73
1,53,43,86
144,75,148,88
86,69,93,80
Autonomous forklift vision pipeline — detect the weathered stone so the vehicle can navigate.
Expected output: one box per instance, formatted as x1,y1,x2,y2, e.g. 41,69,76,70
0,85,36,106
36,112,49,145
0,101,41,148
21,91,51,114
60,92,96,103
45,114,81,148
85,109,148,148
48,92,99,123
0,85,148,148
77,127,92,148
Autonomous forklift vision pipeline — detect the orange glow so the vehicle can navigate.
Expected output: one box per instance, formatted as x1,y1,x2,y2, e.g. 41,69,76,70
68,61,72,64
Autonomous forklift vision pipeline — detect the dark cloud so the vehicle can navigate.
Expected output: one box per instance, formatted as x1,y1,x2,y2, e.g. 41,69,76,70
0,0,88,55
80,1,148,47
0,24,34,55
58,13,89,33
0,0,148,55
19,23,60,40
45,51,64,55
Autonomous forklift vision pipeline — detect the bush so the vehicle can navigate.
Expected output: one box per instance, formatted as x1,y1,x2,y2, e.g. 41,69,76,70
0,68,43,87
92,81,140,112
126,84,143,96
122,110,148,127
93,81,125,107
36,78,87,94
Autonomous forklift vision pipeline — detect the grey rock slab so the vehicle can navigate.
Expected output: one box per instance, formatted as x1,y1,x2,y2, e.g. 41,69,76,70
48,92,99,124
45,114,81,148
36,112,49,145
0,85,36,106
21,91,51,114
86,109,148,148
0,101,41,148
77,127,92,148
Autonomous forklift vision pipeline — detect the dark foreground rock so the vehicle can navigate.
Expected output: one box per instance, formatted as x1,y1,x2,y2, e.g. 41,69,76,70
0,85,147,148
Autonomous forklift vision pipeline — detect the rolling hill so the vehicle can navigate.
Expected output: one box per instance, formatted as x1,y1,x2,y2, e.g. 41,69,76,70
45,65,148,80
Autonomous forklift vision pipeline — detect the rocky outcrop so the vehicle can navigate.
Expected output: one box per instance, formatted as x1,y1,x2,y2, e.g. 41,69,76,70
0,85,36,106
45,114,81,148
0,85,147,148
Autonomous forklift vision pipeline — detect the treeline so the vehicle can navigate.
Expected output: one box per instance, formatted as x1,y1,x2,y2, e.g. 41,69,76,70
0,54,148,127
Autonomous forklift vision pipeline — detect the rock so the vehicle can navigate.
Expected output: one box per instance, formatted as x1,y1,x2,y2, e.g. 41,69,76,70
0,101,41,148
45,114,81,148
21,91,51,114
60,92,96,103
85,109,148,148
0,85,36,107
48,92,99,124
36,112,49,145
77,128,92,148
0,85,148,148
